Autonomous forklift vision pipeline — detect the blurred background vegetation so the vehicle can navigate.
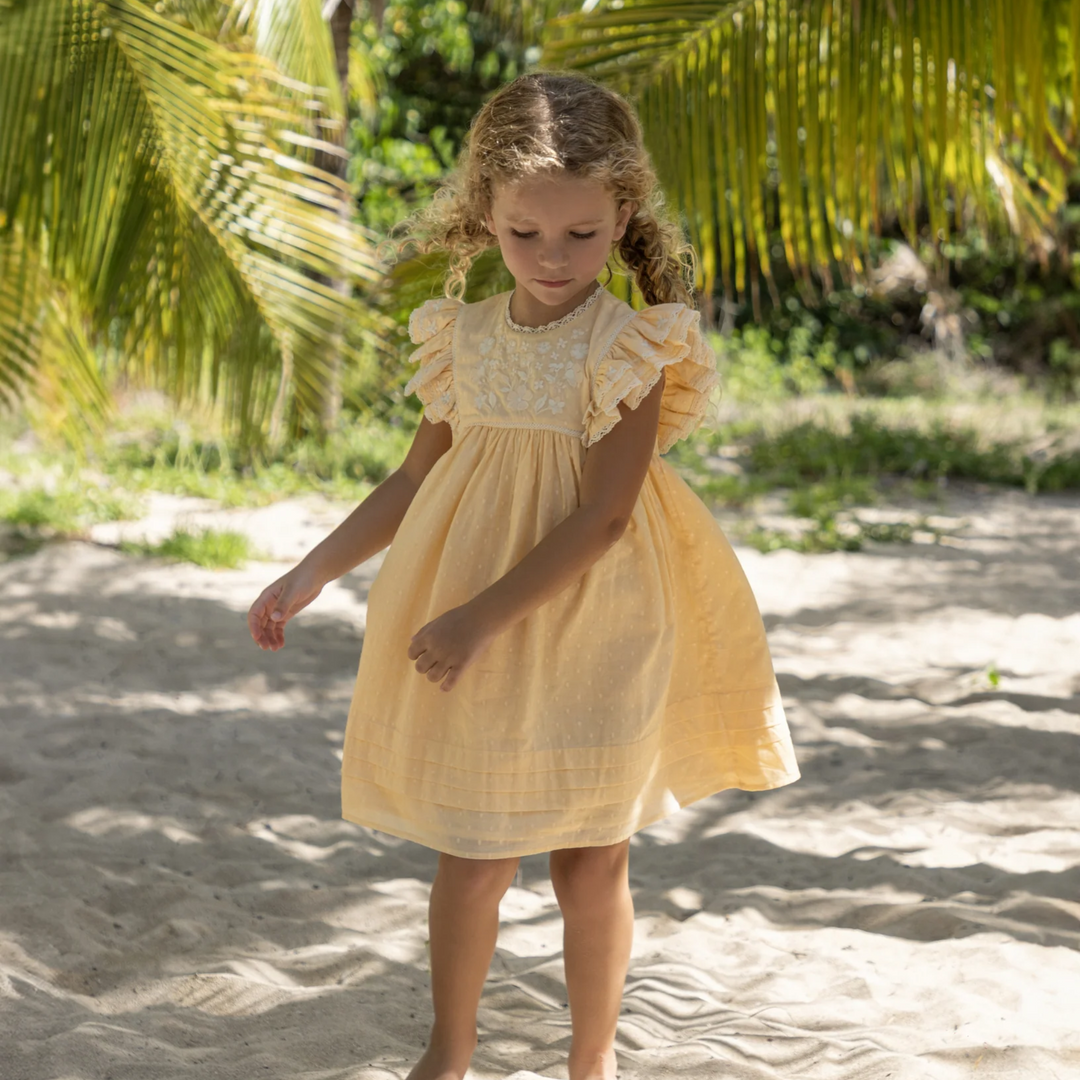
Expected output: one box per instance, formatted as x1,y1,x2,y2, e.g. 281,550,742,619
4,0,1080,561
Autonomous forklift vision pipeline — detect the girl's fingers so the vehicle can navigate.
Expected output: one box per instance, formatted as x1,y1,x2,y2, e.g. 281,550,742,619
425,661,449,682
249,573,322,650
249,586,284,634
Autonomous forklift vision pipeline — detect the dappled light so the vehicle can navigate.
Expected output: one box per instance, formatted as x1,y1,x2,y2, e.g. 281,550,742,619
2,479,1078,1076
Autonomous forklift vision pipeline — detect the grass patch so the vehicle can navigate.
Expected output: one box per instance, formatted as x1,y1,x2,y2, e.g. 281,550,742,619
739,414,1080,493
669,395,1080,553
741,516,941,554
120,527,260,570
3,402,417,512
0,407,416,566
0,479,142,542
101,412,414,507
5,353,1080,559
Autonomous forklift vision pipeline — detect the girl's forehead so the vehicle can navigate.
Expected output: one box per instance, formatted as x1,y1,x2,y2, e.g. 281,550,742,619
491,174,615,219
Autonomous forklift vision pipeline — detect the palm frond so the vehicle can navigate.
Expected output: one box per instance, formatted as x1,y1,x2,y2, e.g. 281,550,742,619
482,0,586,48
0,234,111,439
544,0,1080,311
0,0,385,440
228,0,346,120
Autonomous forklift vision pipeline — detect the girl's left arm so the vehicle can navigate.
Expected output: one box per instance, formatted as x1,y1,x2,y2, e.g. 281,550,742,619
408,371,665,691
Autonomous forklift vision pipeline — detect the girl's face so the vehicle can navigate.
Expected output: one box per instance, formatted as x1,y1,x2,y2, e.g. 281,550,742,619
484,173,634,315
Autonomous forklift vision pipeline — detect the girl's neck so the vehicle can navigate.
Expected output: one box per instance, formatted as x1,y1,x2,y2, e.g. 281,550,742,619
507,279,602,330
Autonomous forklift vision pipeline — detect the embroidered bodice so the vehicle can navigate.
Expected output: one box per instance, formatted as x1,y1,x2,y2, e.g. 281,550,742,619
404,286,721,454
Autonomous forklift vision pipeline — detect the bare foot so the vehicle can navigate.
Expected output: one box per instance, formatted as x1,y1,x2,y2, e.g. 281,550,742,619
568,1046,617,1080
404,1041,474,1080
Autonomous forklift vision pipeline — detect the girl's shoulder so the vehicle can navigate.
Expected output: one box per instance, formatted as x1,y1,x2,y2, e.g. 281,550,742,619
408,289,706,351
585,295,720,454
589,292,706,359
408,292,508,344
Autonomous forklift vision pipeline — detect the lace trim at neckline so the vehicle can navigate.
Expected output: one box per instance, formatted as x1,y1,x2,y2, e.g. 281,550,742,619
504,282,603,333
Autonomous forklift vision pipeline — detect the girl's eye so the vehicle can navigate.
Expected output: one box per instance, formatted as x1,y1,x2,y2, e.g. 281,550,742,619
509,230,597,240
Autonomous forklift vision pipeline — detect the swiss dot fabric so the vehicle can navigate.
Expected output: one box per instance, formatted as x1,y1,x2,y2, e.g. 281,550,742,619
340,287,800,858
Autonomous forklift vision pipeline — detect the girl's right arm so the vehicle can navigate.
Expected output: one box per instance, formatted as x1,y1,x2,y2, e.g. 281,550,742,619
247,416,453,651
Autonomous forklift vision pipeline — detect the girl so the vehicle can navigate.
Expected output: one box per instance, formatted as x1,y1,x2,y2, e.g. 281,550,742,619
248,72,800,1080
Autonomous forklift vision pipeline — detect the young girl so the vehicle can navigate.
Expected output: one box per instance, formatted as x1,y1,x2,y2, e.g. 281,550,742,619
248,72,799,1080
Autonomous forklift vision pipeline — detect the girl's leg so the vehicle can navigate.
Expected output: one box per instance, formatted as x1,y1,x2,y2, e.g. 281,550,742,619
407,851,521,1080
549,839,633,1080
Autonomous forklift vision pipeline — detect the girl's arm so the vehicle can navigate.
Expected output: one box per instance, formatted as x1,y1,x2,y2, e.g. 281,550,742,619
248,416,452,650
300,415,453,584
409,372,665,689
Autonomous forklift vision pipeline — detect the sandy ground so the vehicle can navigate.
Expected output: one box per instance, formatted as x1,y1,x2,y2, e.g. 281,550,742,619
1,483,1079,1080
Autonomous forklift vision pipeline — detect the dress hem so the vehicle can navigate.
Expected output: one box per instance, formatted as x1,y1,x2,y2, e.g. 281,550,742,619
340,767,801,861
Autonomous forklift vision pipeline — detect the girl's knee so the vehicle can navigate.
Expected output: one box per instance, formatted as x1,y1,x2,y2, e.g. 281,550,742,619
437,852,520,901
549,841,630,910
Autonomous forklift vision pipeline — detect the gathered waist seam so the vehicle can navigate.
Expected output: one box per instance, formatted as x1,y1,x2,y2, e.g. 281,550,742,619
459,420,585,439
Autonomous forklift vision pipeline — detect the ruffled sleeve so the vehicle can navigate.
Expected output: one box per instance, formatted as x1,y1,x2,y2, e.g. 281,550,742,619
582,304,720,453
402,297,462,429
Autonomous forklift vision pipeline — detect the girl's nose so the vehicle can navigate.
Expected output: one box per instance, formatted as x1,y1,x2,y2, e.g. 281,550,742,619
538,245,568,270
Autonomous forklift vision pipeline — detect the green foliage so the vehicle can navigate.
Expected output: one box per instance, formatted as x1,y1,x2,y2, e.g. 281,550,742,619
348,0,527,236
710,222,1080,405
948,233,1080,398
120,528,259,569
711,326,833,400
785,477,879,519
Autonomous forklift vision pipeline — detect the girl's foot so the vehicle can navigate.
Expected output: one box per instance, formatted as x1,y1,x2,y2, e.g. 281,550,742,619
567,1046,617,1080
404,1039,475,1080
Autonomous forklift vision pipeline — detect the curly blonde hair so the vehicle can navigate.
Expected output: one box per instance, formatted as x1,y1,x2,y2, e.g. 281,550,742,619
384,71,697,308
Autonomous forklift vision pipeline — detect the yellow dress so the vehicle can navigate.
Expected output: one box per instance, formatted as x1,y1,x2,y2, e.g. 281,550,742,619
340,285,800,859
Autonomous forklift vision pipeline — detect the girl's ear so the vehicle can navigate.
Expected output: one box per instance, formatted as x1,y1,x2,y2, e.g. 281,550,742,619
483,208,497,235
613,201,636,243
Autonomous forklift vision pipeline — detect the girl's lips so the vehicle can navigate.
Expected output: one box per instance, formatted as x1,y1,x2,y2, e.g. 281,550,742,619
537,279,571,287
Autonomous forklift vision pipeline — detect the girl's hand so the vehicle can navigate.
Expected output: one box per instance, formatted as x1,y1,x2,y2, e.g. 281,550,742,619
247,564,324,651
408,603,499,692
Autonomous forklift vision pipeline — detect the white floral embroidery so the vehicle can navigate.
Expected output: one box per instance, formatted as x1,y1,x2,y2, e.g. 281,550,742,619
474,314,589,420
409,298,459,344
506,382,532,410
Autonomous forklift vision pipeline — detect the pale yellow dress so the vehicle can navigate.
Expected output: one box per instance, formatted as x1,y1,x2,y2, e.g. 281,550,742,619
340,284,800,859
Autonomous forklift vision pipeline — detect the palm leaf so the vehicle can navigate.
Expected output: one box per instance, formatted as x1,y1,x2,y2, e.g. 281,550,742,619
543,0,1080,309
0,233,111,440
483,0,585,47
0,0,386,442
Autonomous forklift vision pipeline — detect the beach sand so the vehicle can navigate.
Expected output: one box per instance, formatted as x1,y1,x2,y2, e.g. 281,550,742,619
1,485,1078,1080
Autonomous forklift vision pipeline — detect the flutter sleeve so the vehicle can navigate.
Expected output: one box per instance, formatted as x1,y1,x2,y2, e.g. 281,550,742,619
582,303,721,453
402,297,462,429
